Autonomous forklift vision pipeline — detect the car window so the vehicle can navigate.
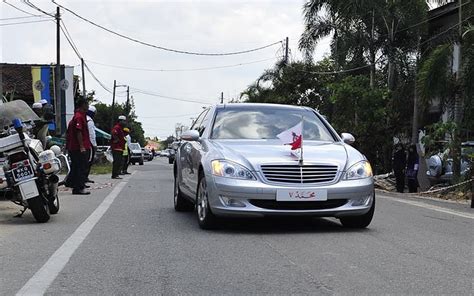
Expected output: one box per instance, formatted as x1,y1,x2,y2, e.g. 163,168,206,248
129,143,141,150
211,107,335,141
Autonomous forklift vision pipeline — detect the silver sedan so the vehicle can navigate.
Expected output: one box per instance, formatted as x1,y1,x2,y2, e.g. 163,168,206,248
173,103,375,229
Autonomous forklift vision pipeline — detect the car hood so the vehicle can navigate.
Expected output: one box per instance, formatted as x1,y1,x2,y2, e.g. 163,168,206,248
209,139,349,171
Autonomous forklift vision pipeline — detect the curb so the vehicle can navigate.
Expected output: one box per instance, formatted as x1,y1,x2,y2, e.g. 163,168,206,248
375,189,470,205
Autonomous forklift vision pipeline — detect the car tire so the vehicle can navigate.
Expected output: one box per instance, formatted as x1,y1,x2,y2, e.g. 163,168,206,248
174,174,193,212
168,157,173,164
196,174,218,230
340,194,375,229
139,160,144,165
28,195,50,223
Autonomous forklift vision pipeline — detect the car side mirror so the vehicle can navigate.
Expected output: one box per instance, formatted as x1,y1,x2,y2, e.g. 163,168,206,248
181,130,200,141
341,133,355,145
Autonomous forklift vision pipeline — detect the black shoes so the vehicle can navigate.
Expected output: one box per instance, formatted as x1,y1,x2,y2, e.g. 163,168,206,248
72,189,91,195
86,179,95,183
122,172,131,175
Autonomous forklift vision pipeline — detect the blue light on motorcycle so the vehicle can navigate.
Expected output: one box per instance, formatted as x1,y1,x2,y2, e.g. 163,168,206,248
12,118,22,129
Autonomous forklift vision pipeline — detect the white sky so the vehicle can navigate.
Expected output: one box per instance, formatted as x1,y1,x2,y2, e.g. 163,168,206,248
1,0,331,139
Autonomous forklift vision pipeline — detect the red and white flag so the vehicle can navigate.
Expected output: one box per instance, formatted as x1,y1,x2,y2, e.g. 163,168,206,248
277,121,303,150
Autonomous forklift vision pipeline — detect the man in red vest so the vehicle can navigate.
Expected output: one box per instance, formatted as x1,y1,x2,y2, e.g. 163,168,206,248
111,115,126,179
66,98,91,195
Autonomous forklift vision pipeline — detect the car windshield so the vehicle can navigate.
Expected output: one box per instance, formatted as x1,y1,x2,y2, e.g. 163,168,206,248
0,100,40,129
129,143,140,150
211,107,335,141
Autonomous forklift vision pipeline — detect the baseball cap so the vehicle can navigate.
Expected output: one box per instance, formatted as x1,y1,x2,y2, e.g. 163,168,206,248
123,127,130,133
88,105,97,113
118,115,126,121
32,102,43,109
39,99,48,105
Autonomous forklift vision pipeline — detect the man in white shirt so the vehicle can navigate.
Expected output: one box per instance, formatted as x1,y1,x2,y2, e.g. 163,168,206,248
85,106,97,183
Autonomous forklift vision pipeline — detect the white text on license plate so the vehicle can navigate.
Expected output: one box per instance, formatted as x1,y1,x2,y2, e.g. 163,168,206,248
276,189,327,201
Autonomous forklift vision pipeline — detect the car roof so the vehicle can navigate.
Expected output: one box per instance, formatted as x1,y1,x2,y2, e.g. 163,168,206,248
216,103,313,112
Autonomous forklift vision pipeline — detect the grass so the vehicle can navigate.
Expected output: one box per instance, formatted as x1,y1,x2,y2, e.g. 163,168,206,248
90,163,113,175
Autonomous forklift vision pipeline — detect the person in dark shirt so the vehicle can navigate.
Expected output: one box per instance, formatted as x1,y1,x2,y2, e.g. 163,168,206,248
66,98,91,195
393,143,406,193
111,115,127,179
406,145,420,193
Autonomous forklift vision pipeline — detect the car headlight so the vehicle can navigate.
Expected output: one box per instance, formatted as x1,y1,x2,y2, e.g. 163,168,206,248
344,161,373,180
211,160,255,180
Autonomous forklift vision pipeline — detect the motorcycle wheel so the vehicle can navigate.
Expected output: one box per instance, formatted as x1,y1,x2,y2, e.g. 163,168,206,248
48,193,60,215
28,196,50,223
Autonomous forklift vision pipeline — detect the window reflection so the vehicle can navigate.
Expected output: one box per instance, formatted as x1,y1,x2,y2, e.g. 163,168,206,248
211,108,334,141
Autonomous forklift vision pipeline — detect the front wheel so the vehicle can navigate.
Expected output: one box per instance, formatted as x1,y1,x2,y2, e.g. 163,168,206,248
196,174,218,229
28,196,50,223
340,194,375,229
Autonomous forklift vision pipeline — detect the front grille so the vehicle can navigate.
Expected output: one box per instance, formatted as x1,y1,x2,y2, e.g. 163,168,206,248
260,164,338,184
249,199,347,210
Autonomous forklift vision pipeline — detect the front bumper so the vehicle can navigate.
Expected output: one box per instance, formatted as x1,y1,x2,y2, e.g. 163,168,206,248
206,175,374,218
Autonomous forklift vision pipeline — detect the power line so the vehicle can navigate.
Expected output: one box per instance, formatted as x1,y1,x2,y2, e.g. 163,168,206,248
0,14,50,21
2,0,40,16
52,0,284,56
22,0,55,17
0,19,50,26
139,112,200,119
85,57,278,73
60,20,113,93
130,88,214,105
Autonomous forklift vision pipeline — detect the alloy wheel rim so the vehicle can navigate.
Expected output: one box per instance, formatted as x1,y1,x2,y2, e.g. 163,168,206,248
197,180,207,221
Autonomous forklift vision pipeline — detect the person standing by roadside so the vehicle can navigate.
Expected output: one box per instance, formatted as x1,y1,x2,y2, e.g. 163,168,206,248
85,106,97,183
111,115,126,179
66,98,91,195
122,127,131,175
393,143,406,193
406,144,420,193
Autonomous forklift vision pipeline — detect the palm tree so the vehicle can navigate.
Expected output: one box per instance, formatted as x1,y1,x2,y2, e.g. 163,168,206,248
417,1,474,178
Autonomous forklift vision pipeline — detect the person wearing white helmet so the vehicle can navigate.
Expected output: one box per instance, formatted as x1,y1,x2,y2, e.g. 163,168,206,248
32,102,43,117
85,105,97,183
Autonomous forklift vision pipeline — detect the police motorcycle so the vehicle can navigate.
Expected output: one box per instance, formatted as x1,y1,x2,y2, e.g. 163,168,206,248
0,100,66,223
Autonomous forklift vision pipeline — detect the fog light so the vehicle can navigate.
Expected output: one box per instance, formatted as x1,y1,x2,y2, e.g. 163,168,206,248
351,194,372,206
220,196,246,207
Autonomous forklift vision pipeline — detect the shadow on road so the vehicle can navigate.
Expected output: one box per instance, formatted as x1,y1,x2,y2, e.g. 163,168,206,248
173,210,371,234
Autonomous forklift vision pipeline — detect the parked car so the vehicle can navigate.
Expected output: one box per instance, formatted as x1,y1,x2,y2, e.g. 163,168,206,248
426,141,473,185
173,103,375,229
129,143,144,165
160,150,170,157
168,148,176,164
142,148,153,161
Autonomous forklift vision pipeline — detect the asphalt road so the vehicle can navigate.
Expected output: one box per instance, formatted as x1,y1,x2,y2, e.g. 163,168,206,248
1,158,473,295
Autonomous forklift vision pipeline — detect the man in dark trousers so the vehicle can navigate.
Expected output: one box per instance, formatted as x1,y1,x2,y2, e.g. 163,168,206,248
66,98,91,195
393,143,406,193
111,115,126,179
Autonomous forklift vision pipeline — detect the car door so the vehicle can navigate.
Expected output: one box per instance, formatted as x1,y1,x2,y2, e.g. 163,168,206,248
180,110,208,195
187,109,212,196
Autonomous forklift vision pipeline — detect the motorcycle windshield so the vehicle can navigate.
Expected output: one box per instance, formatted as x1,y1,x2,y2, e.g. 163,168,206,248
0,100,40,129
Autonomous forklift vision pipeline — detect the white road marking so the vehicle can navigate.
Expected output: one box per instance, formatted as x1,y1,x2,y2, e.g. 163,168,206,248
377,194,474,220
16,179,129,296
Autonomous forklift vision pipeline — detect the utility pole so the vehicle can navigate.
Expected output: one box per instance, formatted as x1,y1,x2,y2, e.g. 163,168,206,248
126,86,130,116
220,92,224,104
81,58,86,100
111,79,116,129
55,6,62,135
284,37,289,65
